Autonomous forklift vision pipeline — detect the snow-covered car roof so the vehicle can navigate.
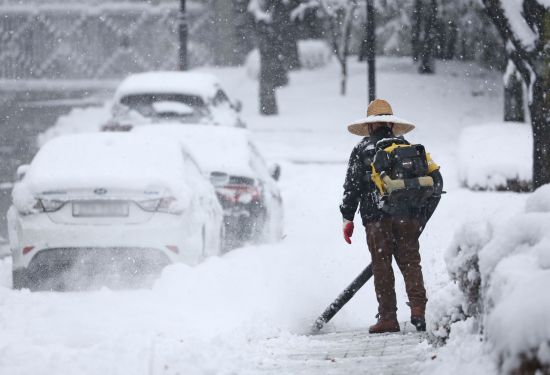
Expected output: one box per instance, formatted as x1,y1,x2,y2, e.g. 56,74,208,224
133,125,255,178
113,71,221,102
20,133,190,195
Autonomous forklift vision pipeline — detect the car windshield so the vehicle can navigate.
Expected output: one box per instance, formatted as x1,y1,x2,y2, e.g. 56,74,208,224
119,93,209,122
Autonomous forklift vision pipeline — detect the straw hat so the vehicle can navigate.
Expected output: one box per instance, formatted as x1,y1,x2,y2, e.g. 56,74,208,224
347,99,415,136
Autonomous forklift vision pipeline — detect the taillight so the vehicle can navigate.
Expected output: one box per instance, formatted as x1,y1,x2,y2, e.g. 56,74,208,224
136,199,160,212
166,245,179,254
217,185,261,204
157,197,180,213
20,199,65,215
39,199,66,212
137,197,181,214
22,246,34,255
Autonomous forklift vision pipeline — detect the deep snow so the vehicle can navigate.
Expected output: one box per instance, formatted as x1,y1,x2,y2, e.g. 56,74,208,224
427,184,550,374
458,122,532,190
0,57,524,374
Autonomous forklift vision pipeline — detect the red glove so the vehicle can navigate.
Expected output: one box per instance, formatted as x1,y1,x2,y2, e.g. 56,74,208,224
343,219,354,244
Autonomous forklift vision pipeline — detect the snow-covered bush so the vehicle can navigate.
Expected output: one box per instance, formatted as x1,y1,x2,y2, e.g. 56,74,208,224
298,39,333,70
245,39,332,80
458,123,532,192
445,220,494,316
426,282,467,346
37,104,111,147
426,220,490,345
430,184,550,373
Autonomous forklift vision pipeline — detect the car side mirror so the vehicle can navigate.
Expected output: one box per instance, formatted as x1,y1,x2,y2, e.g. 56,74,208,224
16,164,30,181
269,164,281,181
210,171,229,187
233,100,243,113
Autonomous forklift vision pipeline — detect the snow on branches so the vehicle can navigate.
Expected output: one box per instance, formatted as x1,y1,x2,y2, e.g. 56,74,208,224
481,0,549,89
482,0,550,188
500,0,538,50
292,0,359,95
248,0,273,23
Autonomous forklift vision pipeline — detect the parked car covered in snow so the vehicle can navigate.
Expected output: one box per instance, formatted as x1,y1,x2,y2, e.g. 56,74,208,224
8,133,223,290
105,71,245,130
133,125,284,249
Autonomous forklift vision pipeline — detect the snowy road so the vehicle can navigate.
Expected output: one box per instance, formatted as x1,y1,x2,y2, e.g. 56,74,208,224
0,58,526,374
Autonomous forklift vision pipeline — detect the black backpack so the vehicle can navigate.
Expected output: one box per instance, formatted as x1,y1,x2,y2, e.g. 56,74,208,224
370,138,435,215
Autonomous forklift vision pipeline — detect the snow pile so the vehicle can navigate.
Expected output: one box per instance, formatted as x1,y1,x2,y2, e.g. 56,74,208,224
425,282,467,345
481,186,550,373
458,123,532,191
424,317,497,374
296,39,333,70
425,220,491,346
245,39,332,79
38,104,111,147
427,184,550,374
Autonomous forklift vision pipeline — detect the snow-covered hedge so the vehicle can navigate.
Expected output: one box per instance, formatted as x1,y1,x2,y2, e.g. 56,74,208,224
245,39,332,80
428,184,550,374
458,123,532,191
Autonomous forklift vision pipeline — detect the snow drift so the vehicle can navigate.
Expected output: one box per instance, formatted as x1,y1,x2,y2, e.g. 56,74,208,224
427,184,550,374
458,123,532,191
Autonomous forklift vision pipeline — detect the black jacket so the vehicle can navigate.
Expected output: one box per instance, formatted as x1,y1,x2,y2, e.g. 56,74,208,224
340,128,443,225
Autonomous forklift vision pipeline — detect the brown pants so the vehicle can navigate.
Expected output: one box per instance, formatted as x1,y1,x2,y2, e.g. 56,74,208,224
365,216,427,318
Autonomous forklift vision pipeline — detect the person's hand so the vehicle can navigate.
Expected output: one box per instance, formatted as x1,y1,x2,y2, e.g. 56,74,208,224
343,219,354,244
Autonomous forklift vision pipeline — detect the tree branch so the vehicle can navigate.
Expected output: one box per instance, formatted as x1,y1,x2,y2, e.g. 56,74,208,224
481,0,533,85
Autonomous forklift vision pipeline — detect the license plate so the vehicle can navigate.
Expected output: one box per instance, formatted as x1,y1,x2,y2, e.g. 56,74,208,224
72,201,129,217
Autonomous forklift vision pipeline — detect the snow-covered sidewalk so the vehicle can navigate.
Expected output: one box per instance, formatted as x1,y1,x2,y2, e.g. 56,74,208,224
251,323,429,374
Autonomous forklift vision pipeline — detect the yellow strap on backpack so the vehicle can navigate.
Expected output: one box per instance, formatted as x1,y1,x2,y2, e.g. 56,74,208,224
426,153,440,174
371,143,439,195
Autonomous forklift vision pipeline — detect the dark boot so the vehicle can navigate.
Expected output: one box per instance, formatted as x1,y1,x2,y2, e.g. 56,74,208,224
369,314,400,334
410,305,426,332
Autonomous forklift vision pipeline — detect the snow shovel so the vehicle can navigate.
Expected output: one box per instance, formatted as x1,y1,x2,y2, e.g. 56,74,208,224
310,263,373,334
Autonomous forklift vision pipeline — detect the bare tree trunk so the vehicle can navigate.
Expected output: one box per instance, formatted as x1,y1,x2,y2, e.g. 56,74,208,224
321,0,357,96
530,9,550,188
504,68,525,122
482,0,550,189
531,115,550,189
339,3,356,96
530,76,550,188
340,58,347,95
412,0,422,62
418,0,437,74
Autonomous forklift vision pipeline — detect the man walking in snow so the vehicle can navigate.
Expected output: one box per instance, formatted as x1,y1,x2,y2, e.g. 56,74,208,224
340,99,443,334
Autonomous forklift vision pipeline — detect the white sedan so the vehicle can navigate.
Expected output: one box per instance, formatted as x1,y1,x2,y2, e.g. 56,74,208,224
105,71,245,130
8,133,223,290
